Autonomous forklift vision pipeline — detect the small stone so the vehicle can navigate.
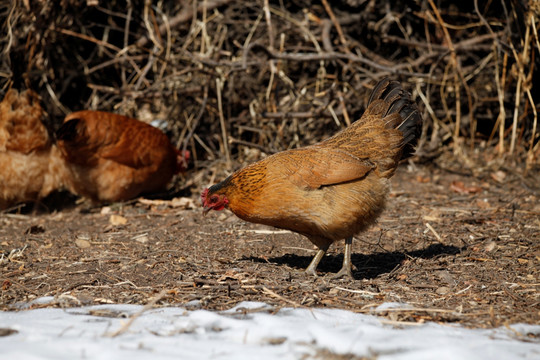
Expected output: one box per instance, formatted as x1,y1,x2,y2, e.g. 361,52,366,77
109,214,127,226
75,238,91,248
436,286,450,295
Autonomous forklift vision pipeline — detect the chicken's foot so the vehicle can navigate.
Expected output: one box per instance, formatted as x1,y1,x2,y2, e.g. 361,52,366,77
305,246,328,277
331,236,354,279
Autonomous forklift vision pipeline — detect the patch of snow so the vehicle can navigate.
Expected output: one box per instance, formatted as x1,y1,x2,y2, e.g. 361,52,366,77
0,301,538,359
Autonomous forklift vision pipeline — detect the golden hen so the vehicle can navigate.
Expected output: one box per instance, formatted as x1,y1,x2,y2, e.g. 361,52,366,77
201,78,422,278
0,89,70,209
56,110,189,203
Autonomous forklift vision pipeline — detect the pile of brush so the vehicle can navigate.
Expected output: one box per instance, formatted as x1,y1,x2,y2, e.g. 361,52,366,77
1,0,538,188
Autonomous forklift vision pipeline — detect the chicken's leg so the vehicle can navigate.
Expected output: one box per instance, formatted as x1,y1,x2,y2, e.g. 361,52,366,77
305,245,329,277
332,237,354,279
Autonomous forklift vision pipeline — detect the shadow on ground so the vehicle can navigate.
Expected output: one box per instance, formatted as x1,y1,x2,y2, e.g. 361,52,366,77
243,244,462,279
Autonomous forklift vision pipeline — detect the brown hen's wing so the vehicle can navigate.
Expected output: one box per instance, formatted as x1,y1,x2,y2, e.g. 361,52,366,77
57,111,173,170
97,124,174,169
278,147,374,189
314,103,401,179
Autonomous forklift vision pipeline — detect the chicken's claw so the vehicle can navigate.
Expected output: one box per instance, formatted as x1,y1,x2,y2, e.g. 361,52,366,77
331,237,354,280
331,265,354,280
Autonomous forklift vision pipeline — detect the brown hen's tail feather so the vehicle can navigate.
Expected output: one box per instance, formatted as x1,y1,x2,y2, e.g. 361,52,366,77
368,78,423,159
56,118,84,143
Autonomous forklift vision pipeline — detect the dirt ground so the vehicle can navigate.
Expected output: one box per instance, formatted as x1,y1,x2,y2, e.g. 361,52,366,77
1,154,539,330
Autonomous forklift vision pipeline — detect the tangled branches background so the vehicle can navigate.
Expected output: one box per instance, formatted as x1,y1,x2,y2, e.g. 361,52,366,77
1,0,539,183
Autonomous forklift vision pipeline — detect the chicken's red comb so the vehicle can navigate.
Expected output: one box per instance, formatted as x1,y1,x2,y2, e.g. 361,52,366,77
201,188,209,204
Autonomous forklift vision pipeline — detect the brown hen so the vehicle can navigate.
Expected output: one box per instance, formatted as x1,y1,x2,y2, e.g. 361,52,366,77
0,89,70,209
56,110,188,203
201,78,423,278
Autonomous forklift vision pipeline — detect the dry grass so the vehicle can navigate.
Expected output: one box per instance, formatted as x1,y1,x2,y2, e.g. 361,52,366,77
0,0,539,180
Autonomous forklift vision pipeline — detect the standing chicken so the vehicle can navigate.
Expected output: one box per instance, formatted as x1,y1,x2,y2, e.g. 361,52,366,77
0,89,70,209
201,78,422,278
56,110,189,203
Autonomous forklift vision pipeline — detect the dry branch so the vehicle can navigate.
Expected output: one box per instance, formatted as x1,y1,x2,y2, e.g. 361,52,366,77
0,0,537,178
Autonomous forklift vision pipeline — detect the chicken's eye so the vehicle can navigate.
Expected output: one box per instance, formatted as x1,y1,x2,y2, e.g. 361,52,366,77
210,195,219,203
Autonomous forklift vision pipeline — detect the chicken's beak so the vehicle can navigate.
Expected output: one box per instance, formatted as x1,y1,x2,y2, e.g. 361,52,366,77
202,206,211,216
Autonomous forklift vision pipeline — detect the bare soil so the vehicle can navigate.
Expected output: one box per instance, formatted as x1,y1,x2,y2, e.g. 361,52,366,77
1,157,539,329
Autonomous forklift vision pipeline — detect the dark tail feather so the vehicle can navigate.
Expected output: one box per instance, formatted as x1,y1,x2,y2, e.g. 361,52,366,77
56,118,84,143
368,78,423,159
